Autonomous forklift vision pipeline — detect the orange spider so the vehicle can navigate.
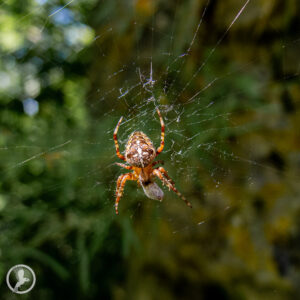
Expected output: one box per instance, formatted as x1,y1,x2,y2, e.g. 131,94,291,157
113,108,192,215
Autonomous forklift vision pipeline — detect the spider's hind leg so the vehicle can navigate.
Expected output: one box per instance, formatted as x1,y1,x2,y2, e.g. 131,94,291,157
153,168,192,208
157,167,175,186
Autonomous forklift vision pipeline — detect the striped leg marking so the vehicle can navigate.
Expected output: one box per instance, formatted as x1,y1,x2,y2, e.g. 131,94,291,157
157,167,175,186
156,108,165,156
116,163,133,170
153,168,192,208
115,173,134,215
113,116,126,161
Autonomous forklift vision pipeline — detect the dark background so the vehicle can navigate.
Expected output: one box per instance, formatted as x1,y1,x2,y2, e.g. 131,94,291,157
0,0,299,299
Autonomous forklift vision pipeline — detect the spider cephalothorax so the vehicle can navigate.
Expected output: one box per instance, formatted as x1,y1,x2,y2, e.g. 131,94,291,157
113,108,192,215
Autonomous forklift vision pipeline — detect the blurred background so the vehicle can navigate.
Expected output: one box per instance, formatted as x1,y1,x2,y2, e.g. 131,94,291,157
0,0,299,299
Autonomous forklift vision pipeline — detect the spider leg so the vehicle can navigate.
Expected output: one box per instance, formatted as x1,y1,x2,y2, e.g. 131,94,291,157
156,167,175,186
153,168,192,208
151,160,164,167
116,174,124,194
155,108,165,156
153,168,173,191
115,162,133,170
115,173,134,215
114,116,126,161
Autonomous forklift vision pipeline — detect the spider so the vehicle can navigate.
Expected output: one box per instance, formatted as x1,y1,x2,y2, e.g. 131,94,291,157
113,108,192,215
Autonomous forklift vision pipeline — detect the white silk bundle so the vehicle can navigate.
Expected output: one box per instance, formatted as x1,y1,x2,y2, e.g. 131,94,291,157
141,182,164,201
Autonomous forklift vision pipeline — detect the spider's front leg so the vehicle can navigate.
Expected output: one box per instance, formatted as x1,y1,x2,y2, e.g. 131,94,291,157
153,167,192,208
115,173,134,215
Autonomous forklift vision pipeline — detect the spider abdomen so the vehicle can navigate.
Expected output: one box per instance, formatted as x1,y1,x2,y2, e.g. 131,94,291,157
125,131,156,167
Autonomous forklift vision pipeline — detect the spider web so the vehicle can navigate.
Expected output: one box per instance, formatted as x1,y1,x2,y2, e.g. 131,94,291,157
1,0,299,230
1,3,300,297
85,0,300,236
